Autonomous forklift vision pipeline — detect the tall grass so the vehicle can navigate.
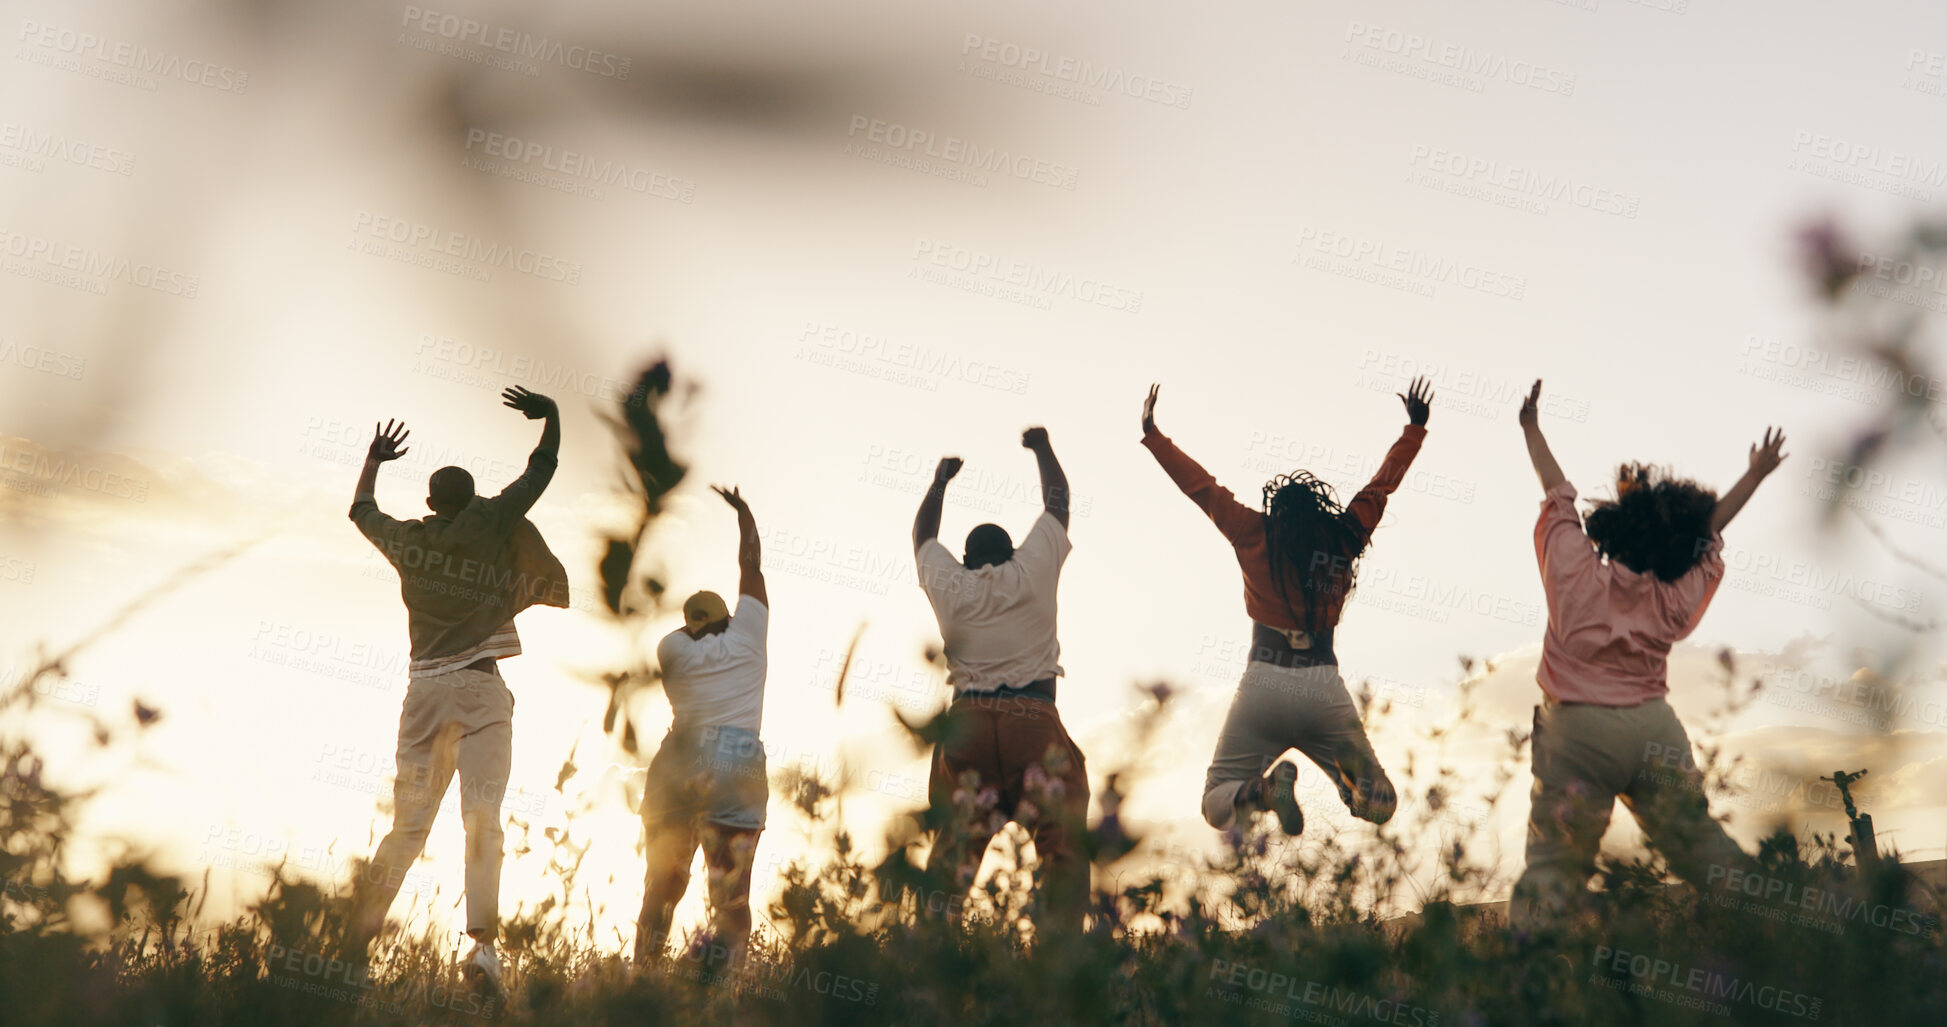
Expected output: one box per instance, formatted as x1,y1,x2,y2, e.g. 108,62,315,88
7,657,1943,1025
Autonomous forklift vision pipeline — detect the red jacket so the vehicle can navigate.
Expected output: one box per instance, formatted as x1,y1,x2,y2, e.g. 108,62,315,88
1142,424,1426,633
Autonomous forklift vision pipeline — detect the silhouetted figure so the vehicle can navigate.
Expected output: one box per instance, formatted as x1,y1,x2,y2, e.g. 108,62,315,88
914,428,1089,929
635,486,769,968
1509,379,1785,933
1821,769,1879,870
1140,380,1431,836
343,387,567,995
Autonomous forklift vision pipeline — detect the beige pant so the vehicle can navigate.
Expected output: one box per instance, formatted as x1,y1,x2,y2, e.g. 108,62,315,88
1509,697,1748,932
635,725,769,964
1201,661,1391,829
351,666,513,943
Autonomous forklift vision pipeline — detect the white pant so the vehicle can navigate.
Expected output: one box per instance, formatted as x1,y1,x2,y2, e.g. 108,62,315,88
1201,661,1391,829
352,667,513,941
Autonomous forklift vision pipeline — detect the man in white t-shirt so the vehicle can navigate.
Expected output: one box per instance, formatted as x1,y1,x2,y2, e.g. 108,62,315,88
635,485,769,967
913,427,1089,928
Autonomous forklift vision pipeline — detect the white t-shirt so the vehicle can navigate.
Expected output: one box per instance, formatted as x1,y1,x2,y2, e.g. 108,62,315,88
917,512,1071,694
657,594,768,734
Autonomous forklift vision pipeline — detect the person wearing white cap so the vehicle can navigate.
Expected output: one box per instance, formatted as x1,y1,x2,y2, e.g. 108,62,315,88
634,485,770,967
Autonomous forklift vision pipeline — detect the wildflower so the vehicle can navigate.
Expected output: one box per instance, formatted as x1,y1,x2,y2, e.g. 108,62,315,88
1796,218,1857,300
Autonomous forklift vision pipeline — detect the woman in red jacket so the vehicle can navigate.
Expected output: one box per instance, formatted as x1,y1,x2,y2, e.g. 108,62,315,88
1141,378,1432,835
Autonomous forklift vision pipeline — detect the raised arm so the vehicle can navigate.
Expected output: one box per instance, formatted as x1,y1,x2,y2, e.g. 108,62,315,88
1518,379,1567,493
1021,427,1069,528
1344,376,1432,534
505,385,561,457
912,457,962,554
1138,384,1259,540
495,386,561,518
1710,427,1787,534
354,419,410,501
349,420,412,548
713,485,766,606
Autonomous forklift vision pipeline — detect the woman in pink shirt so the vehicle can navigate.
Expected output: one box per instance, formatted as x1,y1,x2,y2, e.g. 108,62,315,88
1511,379,1786,933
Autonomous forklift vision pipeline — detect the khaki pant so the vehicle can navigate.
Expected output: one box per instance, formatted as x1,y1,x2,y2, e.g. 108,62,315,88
635,819,762,965
635,725,768,965
351,667,513,945
926,692,1090,926
1509,697,1749,932
1201,661,1391,829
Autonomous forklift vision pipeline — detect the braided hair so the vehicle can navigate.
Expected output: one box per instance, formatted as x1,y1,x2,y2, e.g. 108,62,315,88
1261,472,1366,637
1583,463,1719,582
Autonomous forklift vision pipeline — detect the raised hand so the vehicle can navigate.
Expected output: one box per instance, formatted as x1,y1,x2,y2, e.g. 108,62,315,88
1518,379,1542,431
934,457,964,484
367,419,410,463
1712,426,1789,534
1398,375,1434,427
713,485,764,596
1021,426,1051,451
501,385,558,420
1748,427,1788,476
1142,384,1160,434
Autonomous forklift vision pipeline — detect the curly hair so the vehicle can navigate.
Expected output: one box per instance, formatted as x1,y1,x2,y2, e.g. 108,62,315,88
1261,472,1367,637
1582,463,1719,582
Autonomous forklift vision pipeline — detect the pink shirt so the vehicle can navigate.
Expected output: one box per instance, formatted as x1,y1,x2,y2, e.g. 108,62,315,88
1534,482,1724,706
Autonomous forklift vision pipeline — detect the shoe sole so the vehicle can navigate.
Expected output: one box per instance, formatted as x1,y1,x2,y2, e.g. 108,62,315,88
1267,762,1304,836
1332,760,1397,824
463,960,509,1004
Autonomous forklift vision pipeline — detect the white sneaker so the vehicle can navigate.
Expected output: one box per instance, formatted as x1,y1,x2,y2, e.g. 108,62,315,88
463,941,508,1001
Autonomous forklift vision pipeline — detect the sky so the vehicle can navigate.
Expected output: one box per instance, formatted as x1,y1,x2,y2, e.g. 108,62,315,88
4,0,1947,947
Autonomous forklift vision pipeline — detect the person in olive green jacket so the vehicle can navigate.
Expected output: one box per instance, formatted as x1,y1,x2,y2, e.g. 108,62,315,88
342,386,567,995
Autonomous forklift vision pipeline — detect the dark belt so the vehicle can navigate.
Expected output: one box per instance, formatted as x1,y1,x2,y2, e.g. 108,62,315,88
1248,622,1337,669
961,676,1057,703
1543,695,1655,710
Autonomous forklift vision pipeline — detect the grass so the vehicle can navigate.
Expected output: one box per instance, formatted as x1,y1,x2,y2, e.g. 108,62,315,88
5,646,1945,1026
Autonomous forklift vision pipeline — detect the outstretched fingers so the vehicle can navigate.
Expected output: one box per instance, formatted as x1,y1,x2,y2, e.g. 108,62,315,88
1397,375,1435,425
368,419,411,461
1745,426,1789,477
